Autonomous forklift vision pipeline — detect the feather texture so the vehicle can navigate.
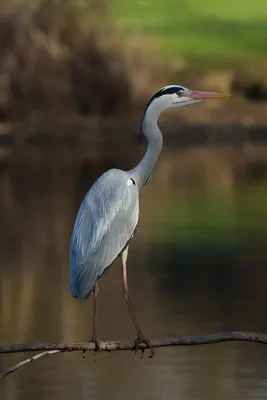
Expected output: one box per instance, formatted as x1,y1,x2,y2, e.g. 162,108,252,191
70,169,139,299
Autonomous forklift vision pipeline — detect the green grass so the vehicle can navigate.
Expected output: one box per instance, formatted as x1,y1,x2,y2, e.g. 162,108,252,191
109,0,267,70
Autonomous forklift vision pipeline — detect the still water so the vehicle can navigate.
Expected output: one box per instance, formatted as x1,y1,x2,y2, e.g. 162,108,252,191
1,145,267,399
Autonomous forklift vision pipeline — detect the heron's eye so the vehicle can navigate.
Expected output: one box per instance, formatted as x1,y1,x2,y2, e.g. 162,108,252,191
177,90,184,97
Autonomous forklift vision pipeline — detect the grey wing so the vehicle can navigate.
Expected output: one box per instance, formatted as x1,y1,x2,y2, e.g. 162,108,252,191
70,169,139,300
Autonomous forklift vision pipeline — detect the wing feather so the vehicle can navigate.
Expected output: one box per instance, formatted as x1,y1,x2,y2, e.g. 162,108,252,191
70,169,139,299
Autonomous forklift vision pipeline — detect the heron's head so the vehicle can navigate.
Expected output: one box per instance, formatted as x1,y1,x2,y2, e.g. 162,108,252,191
146,85,231,110
139,85,231,140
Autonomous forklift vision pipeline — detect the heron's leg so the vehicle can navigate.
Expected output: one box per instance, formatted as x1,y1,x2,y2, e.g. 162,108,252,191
122,247,154,358
91,282,101,353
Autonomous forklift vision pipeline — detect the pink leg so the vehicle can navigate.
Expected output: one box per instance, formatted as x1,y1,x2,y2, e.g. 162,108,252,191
122,247,154,358
91,282,100,352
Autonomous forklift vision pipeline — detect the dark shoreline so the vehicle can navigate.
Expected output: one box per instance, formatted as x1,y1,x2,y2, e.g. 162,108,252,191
0,124,266,148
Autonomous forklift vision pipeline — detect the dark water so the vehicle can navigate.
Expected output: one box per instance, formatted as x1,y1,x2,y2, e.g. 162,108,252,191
1,146,267,399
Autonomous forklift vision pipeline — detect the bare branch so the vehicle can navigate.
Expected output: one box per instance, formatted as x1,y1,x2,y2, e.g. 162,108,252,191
1,331,267,379
1,331,267,355
0,350,61,379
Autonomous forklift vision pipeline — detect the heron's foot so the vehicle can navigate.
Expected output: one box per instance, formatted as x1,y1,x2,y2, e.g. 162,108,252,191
134,335,154,359
82,337,101,358
91,336,101,354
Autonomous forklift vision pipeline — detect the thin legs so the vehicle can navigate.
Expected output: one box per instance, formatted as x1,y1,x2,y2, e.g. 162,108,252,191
91,282,100,352
122,247,154,358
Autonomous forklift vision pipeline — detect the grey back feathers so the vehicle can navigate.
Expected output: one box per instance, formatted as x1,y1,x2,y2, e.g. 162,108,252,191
70,169,139,299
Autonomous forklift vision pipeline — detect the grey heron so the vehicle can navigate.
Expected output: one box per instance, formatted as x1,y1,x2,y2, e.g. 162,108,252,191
70,85,230,357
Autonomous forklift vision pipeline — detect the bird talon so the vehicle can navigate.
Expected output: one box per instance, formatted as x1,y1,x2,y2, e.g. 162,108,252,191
144,338,155,358
134,336,154,358
140,349,145,359
82,350,87,359
90,337,101,354
133,337,140,353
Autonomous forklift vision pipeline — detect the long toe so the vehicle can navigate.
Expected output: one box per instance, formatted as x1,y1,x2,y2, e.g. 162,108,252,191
134,336,154,359
143,338,154,358
91,337,101,354
82,338,101,358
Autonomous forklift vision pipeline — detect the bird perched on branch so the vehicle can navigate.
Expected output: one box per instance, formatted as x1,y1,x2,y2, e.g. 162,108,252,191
70,85,230,357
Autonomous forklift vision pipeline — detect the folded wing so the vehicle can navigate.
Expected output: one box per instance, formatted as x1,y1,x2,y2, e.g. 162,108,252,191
70,169,139,299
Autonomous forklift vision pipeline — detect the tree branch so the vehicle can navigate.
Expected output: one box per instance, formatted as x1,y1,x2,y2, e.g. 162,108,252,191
1,331,267,379
0,350,61,379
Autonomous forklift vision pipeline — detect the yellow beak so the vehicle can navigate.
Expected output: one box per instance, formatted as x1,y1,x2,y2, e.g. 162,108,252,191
185,90,231,100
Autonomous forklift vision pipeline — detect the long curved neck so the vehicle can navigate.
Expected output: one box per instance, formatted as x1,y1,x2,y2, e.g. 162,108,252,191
130,102,163,191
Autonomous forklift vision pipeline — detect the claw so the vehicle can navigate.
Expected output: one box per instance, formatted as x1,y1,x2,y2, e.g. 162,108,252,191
82,350,87,359
82,338,101,358
134,336,155,358
91,337,101,354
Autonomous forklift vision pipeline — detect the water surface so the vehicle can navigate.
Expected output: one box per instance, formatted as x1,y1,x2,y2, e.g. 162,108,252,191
1,146,267,399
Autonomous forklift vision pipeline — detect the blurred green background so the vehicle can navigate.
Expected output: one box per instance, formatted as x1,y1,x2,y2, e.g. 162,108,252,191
110,0,267,67
0,0,266,125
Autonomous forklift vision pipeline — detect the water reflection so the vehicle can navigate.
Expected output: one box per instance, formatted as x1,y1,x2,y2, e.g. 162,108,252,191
1,145,267,399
